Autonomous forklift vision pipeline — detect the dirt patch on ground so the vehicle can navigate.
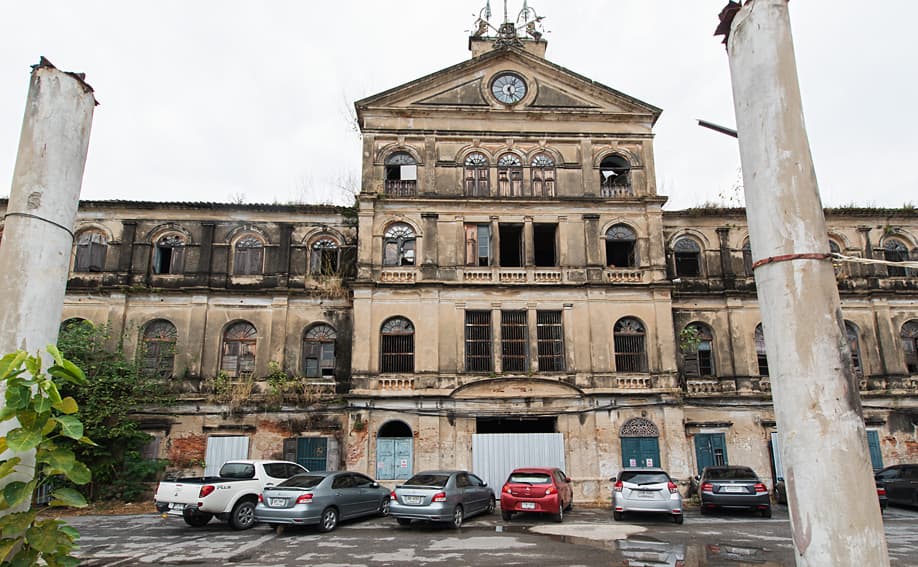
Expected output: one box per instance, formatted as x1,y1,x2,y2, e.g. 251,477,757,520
37,500,155,518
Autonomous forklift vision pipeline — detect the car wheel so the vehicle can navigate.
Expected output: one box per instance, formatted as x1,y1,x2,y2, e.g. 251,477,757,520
182,509,212,527
613,511,624,521
501,510,512,521
564,498,573,512
674,513,684,524
761,507,772,518
486,496,496,515
318,507,338,533
396,517,412,526
450,505,464,529
229,500,257,530
553,503,564,523
379,497,390,517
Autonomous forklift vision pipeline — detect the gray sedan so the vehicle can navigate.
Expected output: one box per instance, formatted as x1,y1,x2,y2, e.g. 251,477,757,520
254,471,390,532
390,470,496,528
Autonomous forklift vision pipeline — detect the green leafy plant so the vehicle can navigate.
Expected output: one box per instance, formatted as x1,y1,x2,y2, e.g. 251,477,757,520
679,325,701,353
0,347,94,566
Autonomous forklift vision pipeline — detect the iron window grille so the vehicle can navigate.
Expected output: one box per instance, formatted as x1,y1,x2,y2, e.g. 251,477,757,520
464,311,492,372
380,317,414,373
537,310,565,372
501,311,529,372
614,317,648,373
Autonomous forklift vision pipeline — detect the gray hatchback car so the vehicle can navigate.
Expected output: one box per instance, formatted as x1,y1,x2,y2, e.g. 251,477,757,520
612,467,684,524
390,470,495,528
254,471,390,532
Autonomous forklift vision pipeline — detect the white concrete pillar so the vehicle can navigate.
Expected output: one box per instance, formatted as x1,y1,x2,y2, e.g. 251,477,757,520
0,58,96,512
724,2,888,565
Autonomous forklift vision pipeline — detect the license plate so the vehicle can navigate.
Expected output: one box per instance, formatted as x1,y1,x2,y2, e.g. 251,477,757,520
169,503,185,511
521,502,536,509
270,498,286,507
723,486,745,493
404,496,422,505
635,491,655,499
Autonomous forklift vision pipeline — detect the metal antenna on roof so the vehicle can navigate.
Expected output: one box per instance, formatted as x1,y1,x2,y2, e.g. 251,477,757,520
503,0,509,23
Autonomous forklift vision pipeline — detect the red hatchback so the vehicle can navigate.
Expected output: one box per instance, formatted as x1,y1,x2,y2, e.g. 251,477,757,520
500,467,573,523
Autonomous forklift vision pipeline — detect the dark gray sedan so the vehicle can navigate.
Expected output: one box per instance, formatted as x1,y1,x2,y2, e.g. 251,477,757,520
697,465,771,517
390,470,495,528
254,471,390,532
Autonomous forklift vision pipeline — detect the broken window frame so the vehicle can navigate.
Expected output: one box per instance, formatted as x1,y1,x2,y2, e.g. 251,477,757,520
536,310,566,372
605,224,638,268
464,223,491,267
74,230,108,273
673,237,702,277
464,152,490,197
533,223,558,267
845,321,863,377
380,317,415,373
382,223,416,267
153,233,186,275
384,151,418,197
530,153,556,197
140,319,177,379
884,239,910,277
901,320,918,374
754,324,769,376
221,321,257,378
303,323,336,378
310,237,340,276
501,311,529,372
497,154,524,197
599,154,632,197
614,317,648,373
742,239,753,276
464,310,492,372
498,223,524,267
233,234,265,276
682,322,715,378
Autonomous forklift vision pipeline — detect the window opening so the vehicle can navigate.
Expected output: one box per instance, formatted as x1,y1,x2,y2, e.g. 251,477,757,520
310,238,340,275
531,154,556,197
901,320,918,374
884,239,910,277
141,319,177,378
845,321,863,377
234,235,264,275
303,324,336,378
533,223,557,267
599,155,632,197
464,311,492,372
384,152,417,197
537,310,565,371
153,234,185,275
614,317,648,372
464,224,491,266
673,237,701,277
221,321,257,378
464,152,490,197
497,154,523,197
380,317,414,373
499,224,523,267
74,231,108,272
755,324,769,376
383,223,416,266
501,311,529,372
682,323,715,377
742,240,753,276
605,224,637,268
476,417,556,434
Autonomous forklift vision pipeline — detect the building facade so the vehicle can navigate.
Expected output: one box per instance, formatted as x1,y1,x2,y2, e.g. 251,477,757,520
1,20,915,501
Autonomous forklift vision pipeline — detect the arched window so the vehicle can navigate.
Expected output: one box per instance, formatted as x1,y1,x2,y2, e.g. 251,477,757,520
153,234,186,275
383,223,416,267
384,152,417,197
884,239,910,277
141,319,177,378
754,324,769,376
599,154,632,197
233,235,264,275
605,224,637,268
74,230,108,272
530,153,555,197
377,421,413,480
673,237,702,277
614,317,647,372
310,238,340,276
682,323,715,377
497,154,523,197
828,239,842,276
901,320,918,374
464,152,490,197
303,324,336,378
742,239,753,276
380,317,414,373
221,321,257,378
845,321,863,377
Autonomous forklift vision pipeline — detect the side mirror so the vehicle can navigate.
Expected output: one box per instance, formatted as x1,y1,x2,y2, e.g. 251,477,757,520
609,477,617,482
371,482,379,488
482,482,488,487
694,475,701,481
564,477,572,483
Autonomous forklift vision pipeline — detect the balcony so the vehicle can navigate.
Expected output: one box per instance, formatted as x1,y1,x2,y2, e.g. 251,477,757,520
604,268,644,284
379,269,416,283
384,180,417,197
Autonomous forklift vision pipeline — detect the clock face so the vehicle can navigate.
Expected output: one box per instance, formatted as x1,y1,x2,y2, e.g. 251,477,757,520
491,73,527,104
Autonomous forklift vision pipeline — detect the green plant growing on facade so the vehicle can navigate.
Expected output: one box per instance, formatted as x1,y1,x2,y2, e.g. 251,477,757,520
679,325,701,353
0,347,94,566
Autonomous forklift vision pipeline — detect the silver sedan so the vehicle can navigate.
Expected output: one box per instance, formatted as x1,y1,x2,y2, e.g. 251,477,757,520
255,471,390,532
390,470,496,528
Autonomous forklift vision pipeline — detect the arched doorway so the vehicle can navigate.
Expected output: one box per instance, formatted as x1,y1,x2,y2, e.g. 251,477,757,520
620,417,661,468
377,421,413,480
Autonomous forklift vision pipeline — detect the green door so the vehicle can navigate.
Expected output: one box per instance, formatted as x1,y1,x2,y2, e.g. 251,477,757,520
296,437,327,471
694,433,728,473
866,430,883,471
621,437,660,468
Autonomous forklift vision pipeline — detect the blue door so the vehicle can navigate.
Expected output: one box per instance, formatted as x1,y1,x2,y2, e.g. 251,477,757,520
296,437,327,471
866,430,883,471
621,437,660,468
694,433,728,473
377,437,413,480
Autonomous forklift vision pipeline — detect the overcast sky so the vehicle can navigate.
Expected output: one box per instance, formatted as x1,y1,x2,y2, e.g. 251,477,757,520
1,1,916,210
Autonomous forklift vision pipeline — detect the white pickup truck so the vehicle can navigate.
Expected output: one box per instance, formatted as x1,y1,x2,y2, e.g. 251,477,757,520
154,460,308,529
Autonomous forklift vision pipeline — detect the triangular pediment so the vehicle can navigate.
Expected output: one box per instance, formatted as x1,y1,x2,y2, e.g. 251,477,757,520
356,47,661,123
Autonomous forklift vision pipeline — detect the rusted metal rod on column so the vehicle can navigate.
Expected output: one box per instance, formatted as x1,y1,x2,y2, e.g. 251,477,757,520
717,1,889,565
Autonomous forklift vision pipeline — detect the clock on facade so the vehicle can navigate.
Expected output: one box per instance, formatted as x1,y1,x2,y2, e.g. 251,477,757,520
490,72,527,104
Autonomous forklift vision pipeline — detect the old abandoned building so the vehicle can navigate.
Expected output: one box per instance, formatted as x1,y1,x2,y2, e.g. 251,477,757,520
1,10,916,503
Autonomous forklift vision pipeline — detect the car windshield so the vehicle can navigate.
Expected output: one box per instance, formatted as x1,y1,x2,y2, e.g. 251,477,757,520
620,471,669,485
403,474,450,488
508,473,552,484
278,474,324,489
219,463,255,479
705,468,756,480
